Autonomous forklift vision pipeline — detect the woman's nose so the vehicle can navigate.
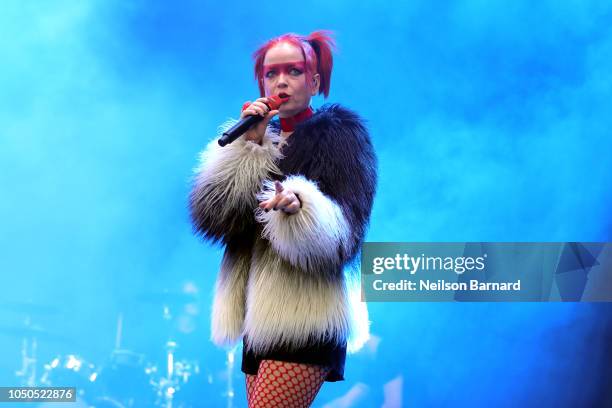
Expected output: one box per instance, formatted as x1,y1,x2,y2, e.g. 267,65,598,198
277,72,289,85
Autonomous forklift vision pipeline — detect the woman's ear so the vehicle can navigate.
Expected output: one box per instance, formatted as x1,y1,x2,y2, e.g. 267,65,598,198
311,73,321,96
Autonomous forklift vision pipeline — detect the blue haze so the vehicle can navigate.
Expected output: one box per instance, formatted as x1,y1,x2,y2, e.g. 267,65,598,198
1,1,611,406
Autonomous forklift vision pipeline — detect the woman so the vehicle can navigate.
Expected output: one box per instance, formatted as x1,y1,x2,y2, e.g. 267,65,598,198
190,30,377,407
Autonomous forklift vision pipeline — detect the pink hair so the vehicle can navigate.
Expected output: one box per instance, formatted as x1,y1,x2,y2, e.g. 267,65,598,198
253,30,335,98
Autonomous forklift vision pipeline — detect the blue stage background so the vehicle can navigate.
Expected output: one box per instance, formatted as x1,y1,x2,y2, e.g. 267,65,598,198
1,1,611,406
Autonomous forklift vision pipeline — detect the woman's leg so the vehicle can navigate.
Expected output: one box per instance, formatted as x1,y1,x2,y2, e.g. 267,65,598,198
246,374,257,402
247,360,330,408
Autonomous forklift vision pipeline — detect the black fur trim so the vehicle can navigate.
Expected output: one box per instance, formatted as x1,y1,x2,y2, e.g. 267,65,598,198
274,104,378,263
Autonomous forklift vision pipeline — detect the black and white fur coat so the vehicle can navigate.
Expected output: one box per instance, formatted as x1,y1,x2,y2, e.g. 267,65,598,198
190,104,377,355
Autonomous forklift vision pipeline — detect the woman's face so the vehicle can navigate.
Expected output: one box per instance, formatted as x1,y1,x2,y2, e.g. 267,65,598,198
262,42,319,118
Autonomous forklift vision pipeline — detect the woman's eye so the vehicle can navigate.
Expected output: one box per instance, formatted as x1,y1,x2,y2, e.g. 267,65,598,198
289,68,303,76
265,71,276,78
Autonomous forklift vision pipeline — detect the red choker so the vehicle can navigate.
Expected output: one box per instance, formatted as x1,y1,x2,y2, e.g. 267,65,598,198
280,107,314,132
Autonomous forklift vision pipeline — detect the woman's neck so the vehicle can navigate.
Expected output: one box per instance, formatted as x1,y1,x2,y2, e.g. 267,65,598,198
279,106,313,133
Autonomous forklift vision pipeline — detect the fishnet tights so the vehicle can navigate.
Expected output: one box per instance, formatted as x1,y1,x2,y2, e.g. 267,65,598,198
245,360,329,407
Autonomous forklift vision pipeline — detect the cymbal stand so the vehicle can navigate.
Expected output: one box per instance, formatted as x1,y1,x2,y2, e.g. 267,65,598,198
14,317,37,387
225,349,235,408
149,304,180,408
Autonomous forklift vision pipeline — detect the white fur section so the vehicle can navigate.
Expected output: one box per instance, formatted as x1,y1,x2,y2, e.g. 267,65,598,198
345,263,371,353
255,175,350,271
193,121,282,219
211,281,243,346
210,249,250,346
243,244,351,354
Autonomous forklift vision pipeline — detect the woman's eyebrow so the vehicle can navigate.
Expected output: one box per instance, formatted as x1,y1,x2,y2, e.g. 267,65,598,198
263,61,306,70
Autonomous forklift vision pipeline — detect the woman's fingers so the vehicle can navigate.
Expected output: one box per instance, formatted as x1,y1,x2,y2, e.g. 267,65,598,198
260,109,279,129
249,106,266,116
241,97,279,121
259,195,279,211
277,196,300,214
275,193,295,210
258,184,300,214
252,101,269,115
272,193,300,213
240,99,280,142
240,100,269,118
265,109,279,121
281,200,301,214
259,190,287,211
275,180,284,193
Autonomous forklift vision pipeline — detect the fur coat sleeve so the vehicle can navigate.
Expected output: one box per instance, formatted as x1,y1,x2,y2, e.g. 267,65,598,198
256,104,377,275
189,121,282,244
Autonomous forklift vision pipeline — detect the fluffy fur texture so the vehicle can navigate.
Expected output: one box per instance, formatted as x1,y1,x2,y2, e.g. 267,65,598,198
244,238,351,354
256,176,350,274
273,105,377,266
210,239,252,345
189,120,282,244
190,104,377,353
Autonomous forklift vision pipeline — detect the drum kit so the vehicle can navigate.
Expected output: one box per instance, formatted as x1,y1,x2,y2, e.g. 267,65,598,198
2,292,237,408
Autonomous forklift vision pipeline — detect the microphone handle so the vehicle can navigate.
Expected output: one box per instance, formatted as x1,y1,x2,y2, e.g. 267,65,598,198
218,115,262,146
218,96,287,147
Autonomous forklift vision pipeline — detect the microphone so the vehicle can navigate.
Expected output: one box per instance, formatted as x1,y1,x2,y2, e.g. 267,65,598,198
217,95,289,147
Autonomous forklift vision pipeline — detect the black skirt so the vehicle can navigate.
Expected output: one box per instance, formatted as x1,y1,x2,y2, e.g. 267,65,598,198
241,337,347,382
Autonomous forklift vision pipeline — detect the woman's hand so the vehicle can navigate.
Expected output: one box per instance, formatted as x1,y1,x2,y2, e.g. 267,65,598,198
259,181,301,214
240,98,279,145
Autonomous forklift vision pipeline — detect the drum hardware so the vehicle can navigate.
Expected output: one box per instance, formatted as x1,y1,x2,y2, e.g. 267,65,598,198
39,354,99,401
2,301,65,387
5,318,63,387
97,348,155,407
6,290,235,407
15,333,37,387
